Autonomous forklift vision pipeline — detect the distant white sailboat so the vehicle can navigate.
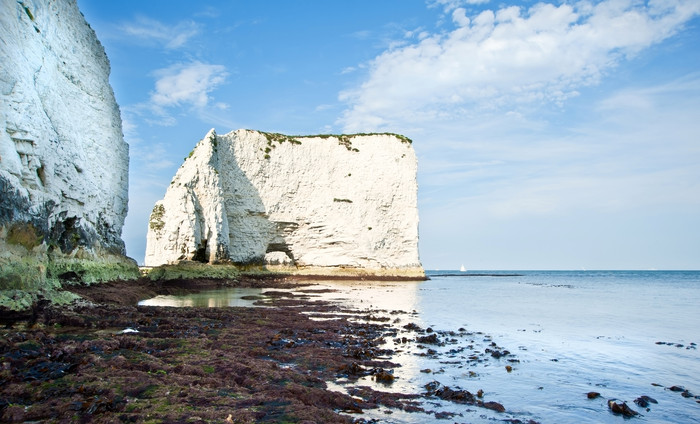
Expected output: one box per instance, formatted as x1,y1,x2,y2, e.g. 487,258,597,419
460,264,466,272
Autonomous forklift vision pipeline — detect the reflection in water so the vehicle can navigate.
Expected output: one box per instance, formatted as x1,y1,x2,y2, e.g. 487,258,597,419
138,288,267,308
294,280,435,421
294,280,422,314
138,281,422,312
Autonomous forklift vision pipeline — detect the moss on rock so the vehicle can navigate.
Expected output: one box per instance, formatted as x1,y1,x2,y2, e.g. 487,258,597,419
0,236,139,311
145,262,243,281
7,222,44,250
0,289,37,311
0,257,48,291
46,250,139,286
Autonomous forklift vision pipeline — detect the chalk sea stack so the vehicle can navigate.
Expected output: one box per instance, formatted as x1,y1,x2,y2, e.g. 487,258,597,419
145,129,424,279
1,0,138,310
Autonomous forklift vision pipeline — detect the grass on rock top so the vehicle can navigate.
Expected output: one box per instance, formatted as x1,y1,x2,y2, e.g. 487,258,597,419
257,130,412,159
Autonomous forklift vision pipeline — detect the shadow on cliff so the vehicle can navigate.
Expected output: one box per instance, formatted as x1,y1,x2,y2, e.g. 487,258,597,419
200,143,296,267
0,174,124,258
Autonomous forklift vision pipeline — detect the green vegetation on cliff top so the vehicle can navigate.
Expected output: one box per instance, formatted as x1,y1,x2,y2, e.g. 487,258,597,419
258,131,413,145
256,131,411,159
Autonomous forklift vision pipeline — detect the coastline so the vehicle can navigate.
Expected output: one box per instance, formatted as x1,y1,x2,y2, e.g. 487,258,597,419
5,273,694,422
0,276,427,423
141,262,427,282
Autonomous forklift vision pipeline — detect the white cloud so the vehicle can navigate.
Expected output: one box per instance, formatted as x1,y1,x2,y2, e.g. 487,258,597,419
150,62,228,109
339,0,700,132
120,16,199,49
120,62,229,130
452,8,471,26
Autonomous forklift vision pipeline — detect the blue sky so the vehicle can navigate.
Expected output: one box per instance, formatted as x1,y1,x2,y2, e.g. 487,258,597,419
77,0,700,270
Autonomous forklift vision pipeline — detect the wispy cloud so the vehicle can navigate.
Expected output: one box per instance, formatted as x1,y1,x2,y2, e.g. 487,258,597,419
429,0,491,11
195,7,221,19
122,62,229,128
350,29,373,40
119,16,199,49
339,0,700,132
150,61,228,109
415,72,700,219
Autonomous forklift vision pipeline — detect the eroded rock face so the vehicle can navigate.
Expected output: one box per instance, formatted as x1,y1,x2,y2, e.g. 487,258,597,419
146,129,423,278
1,0,137,309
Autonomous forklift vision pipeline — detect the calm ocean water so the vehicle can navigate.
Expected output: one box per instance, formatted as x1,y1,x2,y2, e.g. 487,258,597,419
142,270,700,423
408,270,700,423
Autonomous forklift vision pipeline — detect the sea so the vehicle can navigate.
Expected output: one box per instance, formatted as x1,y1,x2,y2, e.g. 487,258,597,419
140,270,700,423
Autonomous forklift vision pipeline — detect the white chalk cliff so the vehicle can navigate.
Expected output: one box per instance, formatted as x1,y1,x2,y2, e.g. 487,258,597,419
146,129,423,278
1,0,137,309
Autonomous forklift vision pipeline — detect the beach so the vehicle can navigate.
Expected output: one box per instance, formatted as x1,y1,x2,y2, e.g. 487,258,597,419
2,271,699,423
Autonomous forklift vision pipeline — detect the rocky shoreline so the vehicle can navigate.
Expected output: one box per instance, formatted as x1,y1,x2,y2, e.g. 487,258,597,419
6,275,688,422
0,276,432,423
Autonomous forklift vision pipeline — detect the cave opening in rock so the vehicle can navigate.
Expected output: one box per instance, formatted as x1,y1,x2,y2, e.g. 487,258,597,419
193,240,208,263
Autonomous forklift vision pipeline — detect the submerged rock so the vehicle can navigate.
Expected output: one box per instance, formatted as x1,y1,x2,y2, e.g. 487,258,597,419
633,395,657,408
0,0,138,310
145,129,423,279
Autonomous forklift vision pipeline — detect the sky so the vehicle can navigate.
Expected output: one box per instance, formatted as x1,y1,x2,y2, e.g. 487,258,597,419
77,0,700,270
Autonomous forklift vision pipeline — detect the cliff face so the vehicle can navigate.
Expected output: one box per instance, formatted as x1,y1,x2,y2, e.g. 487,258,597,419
146,129,423,278
1,0,138,310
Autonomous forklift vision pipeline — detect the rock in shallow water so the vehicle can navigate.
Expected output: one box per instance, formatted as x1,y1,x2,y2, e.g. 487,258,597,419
482,401,506,413
424,380,506,412
607,399,639,417
633,395,657,408
372,369,395,383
